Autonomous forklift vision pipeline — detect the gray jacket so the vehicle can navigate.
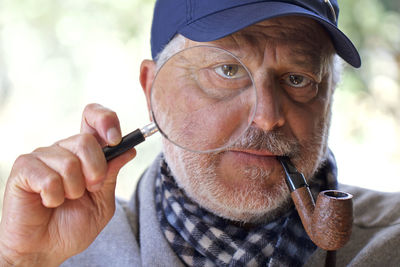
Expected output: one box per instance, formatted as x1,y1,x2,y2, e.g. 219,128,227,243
63,155,400,266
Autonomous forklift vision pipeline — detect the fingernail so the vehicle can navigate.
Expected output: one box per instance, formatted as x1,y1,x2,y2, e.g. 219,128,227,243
107,127,121,145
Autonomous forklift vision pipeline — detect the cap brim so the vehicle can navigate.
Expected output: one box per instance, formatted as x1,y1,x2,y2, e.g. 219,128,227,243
179,1,361,68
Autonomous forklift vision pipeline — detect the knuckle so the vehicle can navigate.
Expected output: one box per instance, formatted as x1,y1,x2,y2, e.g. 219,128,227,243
100,110,118,124
62,156,81,177
32,146,47,153
42,173,62,193
75,133,97,149
88,166,106,182
13,154,34,170
84,103,100,113
84,103,116,121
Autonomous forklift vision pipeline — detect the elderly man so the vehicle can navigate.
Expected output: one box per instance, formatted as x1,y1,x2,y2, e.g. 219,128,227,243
1,0,400,266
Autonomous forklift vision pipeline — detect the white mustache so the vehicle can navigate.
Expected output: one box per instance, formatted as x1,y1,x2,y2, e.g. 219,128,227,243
227,126,300,156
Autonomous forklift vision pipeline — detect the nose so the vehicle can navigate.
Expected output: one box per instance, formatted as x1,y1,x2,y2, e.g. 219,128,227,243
252,76,285,131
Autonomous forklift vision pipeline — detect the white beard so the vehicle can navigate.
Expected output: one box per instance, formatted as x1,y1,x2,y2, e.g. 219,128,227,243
163,109,332,224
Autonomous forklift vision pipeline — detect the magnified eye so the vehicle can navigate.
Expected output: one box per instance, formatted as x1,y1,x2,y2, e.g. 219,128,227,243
215,64,247,79
195,62,252,99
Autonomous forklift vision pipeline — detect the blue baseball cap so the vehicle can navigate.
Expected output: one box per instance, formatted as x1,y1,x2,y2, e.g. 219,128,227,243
150,0,361,68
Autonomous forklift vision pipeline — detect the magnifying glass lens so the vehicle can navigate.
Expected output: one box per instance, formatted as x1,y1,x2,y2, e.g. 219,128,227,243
151,46,257,153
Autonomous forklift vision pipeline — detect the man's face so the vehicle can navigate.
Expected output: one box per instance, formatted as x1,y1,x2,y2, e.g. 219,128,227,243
157,16,335,223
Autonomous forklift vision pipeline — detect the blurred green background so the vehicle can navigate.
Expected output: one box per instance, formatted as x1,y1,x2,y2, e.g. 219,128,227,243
0,0,399,218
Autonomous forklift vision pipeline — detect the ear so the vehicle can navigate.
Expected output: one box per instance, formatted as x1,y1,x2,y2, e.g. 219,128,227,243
140,59,156,120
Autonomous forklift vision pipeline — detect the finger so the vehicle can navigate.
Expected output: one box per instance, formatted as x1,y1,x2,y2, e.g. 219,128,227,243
81,103,122,146
57,133,107,192
33,146,86,200
90,148,136,205
12,154,65,208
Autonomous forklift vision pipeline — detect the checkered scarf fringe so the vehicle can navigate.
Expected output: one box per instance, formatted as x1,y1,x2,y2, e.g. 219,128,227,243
155,151,338,267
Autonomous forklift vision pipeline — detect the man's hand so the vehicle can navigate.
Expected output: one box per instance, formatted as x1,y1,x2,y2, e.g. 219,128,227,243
0,104,136,266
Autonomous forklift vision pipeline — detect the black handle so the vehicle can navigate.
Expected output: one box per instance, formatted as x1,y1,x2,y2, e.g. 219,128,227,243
277,156,309,192
103,128,145,161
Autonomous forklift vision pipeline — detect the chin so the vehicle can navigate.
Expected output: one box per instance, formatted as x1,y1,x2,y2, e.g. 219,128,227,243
199,177,293,224
163,141,293,223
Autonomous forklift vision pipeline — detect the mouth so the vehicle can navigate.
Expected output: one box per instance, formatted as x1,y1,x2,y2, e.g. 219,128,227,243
222,148,282,168
228,148,281,157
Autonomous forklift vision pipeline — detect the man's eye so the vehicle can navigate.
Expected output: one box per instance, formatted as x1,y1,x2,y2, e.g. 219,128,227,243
214,64,247,79
281,73,318,103
284,74,312,88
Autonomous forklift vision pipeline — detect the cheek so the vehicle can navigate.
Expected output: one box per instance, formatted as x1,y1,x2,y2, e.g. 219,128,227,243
159,91,253,151
284,92,330,144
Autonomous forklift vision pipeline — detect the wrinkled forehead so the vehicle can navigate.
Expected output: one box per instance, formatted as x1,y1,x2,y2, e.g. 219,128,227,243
186,16,334,67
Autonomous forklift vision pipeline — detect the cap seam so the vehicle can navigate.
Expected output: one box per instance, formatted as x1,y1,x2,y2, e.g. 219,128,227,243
186,1,265,25
185,1,330,26
186,0,192,23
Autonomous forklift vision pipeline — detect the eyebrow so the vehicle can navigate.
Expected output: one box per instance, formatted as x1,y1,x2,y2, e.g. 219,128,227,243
233,46,325,78
285,46,325,76
208,33,328,77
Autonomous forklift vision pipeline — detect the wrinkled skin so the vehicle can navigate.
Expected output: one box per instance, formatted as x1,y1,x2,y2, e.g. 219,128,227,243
142,16,335,223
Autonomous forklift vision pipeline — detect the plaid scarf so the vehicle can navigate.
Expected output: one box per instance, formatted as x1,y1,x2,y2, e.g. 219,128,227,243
155,151,338,266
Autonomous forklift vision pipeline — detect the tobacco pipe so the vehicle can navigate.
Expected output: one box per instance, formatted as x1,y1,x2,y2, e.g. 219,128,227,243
277,156,353,251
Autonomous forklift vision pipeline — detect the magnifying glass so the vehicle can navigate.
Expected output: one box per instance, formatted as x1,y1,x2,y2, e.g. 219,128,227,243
103,46,257,161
